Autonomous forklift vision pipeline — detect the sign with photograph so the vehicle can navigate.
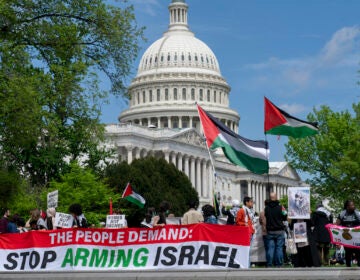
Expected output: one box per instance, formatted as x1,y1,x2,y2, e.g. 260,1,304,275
294,222,307,243
288,187,310,219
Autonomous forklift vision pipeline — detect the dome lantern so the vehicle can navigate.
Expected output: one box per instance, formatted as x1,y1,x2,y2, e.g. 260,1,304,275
168,0,189,32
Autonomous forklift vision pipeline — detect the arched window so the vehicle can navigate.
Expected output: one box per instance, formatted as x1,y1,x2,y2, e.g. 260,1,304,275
182,88,186,100
149,90,153,102
207,90,210,102
199,89,203,101
137,92,140,104
214,91,217,102
157,89,160,101
165,88,169,101
142,91,146,103
191,88,195,100
173,88,177,100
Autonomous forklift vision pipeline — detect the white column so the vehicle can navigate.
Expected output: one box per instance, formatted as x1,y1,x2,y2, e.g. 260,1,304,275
167,117,171,128
190,158,196,188
135,149,140,159
202,161,207,197
164,151,170,163
206,162,212,198
177,154,183,172
196,159,201,195
184,156,189,177
171,153,177,166
127,146,133,164
179,117,182,128
247,181,251,197
189,117,193,128
157,117,161,128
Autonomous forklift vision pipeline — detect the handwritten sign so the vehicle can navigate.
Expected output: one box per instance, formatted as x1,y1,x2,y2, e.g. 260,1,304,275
47,190,58,208
106,215,127,228
54,212,74,228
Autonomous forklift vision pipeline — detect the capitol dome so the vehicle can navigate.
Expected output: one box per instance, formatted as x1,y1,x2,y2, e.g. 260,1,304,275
137,27,221,77
119,0,240,132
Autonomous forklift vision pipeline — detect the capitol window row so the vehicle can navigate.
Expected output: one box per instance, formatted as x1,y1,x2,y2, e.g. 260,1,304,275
140,52,218,71
131,87,229,106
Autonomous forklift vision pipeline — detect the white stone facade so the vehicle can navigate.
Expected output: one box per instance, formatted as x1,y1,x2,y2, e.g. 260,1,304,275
105,0,305,213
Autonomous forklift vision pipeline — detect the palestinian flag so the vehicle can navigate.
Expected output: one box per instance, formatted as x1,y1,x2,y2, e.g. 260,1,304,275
197,104,269,174
264,97,318,138
121,183,146,208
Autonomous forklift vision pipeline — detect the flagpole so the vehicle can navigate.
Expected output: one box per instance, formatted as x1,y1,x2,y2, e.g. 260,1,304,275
196,102,220,214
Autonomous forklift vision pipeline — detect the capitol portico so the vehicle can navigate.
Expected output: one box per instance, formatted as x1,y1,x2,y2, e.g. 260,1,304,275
105,0,305,213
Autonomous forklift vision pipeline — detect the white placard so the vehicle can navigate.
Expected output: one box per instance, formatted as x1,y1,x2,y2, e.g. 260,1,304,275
47,190,58,208
106,215,127,228
54,212,74,228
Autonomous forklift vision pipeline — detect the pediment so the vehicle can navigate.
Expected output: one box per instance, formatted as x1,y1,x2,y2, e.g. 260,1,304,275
277,163,300,180
170,128,206,147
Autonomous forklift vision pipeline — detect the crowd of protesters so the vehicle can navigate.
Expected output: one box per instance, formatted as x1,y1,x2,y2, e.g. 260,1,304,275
1,195,360,268
0,203,88,233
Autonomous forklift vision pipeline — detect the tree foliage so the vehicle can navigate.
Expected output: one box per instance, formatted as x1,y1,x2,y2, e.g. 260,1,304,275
104,157,199,227
0,0,143,186
41,161,117,225
285,103,360,209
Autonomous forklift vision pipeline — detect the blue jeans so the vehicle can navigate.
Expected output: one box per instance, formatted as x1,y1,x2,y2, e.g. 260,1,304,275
264,232,285,267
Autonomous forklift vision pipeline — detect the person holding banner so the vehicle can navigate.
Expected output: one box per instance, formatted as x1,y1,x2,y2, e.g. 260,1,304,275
336,200,360,267
182,200,204,225
69,203,88,228
153,201,170,227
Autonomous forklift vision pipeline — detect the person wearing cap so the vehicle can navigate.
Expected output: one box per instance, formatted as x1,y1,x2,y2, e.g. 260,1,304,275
221,199,241,225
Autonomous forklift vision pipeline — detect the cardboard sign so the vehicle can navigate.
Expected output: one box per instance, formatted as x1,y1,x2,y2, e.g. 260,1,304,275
47,190,58,208
106,215,127,228
54,212,74,228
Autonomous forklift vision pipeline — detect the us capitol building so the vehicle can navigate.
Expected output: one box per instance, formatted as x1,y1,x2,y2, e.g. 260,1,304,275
105,0,305,213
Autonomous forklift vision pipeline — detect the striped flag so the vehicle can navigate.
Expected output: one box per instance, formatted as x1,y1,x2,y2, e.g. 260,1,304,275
197,104,269,174
121,183,146,208
264,97,318,138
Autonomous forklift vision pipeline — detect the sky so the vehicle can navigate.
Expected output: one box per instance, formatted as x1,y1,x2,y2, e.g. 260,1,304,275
101,0,360,164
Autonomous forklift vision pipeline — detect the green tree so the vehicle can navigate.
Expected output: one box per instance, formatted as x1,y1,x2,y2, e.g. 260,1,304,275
41,161,118,225
0,0,144,186
104,157,199,227
285,103,360,210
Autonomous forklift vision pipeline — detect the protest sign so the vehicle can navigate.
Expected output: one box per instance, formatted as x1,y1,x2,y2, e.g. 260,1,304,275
0,224,250,271
288,187,310,219
326,224,360,249
47,190,58,209
294,222,307,243
54,212,74,228
106,215,127,228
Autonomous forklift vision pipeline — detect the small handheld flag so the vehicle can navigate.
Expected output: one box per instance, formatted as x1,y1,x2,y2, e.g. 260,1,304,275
122,183,146,208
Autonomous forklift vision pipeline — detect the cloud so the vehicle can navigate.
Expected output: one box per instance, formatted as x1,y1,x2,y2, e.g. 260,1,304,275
320,26,360,65
241,26,360,94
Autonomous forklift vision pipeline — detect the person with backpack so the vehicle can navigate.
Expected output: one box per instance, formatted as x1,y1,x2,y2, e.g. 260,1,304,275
336,200,360,267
